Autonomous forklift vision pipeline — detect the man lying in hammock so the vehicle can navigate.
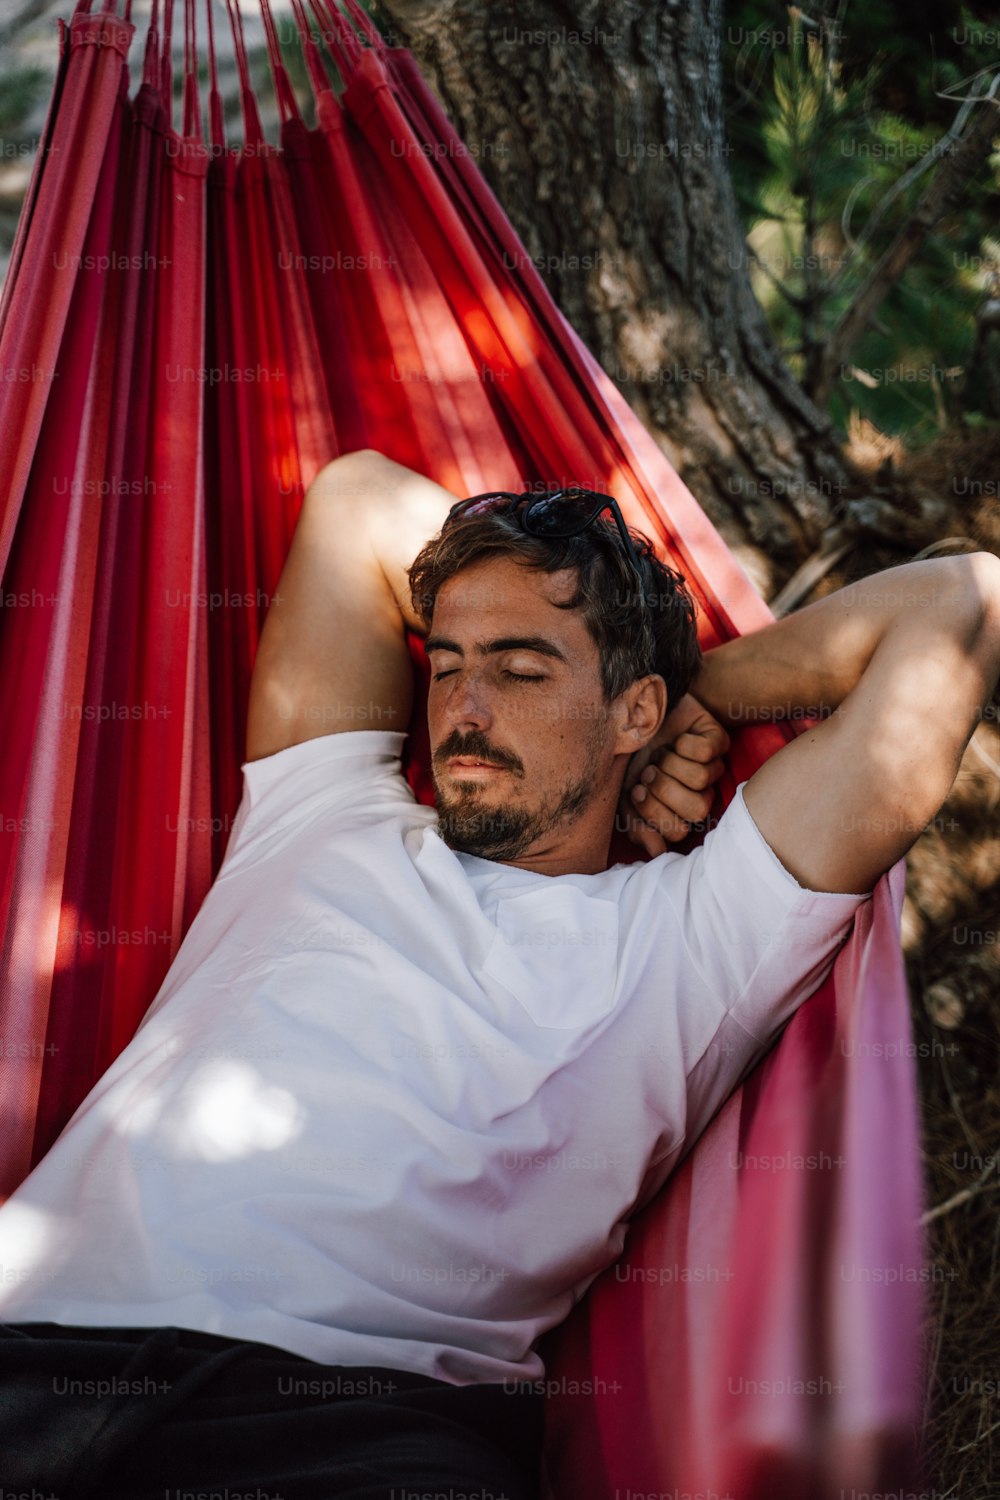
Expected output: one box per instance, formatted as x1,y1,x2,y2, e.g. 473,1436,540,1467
1,447,999,1500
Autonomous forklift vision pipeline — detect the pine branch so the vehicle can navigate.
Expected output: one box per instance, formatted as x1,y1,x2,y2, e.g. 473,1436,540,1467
831,91,982,298
748,247,809,310
811,74,1000,407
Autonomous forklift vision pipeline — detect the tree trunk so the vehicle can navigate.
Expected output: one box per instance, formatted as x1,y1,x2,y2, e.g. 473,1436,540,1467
372,0,862,580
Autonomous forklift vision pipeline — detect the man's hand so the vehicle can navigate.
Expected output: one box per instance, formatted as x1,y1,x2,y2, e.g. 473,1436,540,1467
618,694,731,857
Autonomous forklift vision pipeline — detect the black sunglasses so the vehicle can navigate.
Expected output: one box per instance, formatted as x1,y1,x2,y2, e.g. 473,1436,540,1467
446,487,648,594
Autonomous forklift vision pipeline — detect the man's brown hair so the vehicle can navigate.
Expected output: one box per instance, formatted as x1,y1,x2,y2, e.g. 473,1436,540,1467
407,505,702,707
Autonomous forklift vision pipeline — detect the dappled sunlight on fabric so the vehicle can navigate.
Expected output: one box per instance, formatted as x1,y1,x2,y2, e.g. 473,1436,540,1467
51,898,103,972
164,1060,306,1162
112,1083,164,1140
33,886,73,978
275,441,300,502
495,281,550,356
0,1199,54,1265
462,306,498,356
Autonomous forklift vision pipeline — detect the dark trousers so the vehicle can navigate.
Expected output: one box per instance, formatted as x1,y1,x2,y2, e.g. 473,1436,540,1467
0,1322,546,1500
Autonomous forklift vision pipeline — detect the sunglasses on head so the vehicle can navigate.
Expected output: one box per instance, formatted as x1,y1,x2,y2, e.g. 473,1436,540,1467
445,487,648,595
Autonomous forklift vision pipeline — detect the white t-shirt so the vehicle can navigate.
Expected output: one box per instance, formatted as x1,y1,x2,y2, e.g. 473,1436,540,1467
0,729,870,1385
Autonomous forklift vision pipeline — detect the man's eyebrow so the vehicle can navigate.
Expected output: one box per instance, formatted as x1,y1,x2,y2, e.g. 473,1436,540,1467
424,634,570,665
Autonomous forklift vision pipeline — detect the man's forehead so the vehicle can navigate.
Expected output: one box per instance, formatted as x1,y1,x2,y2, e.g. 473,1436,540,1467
429,561,594,666
434,557,579,615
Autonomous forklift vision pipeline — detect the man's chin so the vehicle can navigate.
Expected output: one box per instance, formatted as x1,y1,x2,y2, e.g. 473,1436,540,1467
433,793,537,861
431,786,536,870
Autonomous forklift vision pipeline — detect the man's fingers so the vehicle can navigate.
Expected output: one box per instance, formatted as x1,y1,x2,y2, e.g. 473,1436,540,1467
621,742,657,795
648,809,691,843
619,700,730,852
672,723,731,762
643,749,726,793
636,821,671,856
619,801,670,856
658,696,730,744
632,770,714,826
658,754,714,792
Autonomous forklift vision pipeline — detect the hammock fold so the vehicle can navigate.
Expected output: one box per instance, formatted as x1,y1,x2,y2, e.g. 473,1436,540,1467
0,2,927,1494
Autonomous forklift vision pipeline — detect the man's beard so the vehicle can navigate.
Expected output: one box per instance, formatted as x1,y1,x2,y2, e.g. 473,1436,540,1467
432,730,608,862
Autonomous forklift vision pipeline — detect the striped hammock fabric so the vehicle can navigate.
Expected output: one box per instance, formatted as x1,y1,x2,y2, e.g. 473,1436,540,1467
0,1,927,1493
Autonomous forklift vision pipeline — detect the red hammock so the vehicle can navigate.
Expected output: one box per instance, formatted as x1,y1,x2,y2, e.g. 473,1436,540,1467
0,1,928,1494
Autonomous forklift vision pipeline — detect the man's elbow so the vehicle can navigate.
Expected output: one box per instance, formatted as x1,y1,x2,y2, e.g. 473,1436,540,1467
965,550,1000,635
951,552,1000,700
306,448,387,498
907,551,1000,683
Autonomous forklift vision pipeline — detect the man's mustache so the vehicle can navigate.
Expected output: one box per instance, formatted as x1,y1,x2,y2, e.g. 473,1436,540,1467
435,735,523,775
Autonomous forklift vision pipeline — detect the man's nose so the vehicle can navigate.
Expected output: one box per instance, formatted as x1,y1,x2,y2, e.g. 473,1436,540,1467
441,671,494,730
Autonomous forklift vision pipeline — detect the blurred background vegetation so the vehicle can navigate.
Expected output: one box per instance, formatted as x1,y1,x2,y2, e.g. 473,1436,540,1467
723,0,1000,441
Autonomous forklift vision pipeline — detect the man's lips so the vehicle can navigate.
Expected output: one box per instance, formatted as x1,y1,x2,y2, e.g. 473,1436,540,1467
447,758,510,773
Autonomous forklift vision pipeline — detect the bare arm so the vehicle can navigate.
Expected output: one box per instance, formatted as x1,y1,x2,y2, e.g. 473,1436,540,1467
629,555,1000,893
245,449,458,762
687,558,997,733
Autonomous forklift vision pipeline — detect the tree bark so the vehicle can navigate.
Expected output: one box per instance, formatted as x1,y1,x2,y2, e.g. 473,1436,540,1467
371,0,863,580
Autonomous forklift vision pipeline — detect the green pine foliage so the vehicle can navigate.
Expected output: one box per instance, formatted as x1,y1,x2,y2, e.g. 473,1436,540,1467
0,64,49,273
0,66,47,136
724,1,1000,442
